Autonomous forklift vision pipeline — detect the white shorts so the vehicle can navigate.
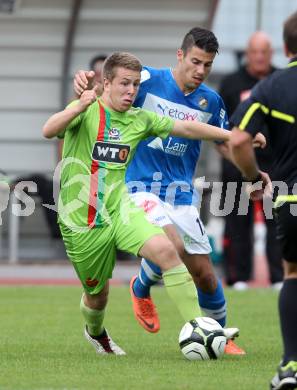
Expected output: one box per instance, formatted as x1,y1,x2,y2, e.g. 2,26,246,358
130,192,211,255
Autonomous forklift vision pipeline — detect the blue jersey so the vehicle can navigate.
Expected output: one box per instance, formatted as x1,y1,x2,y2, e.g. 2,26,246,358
126,66,228,205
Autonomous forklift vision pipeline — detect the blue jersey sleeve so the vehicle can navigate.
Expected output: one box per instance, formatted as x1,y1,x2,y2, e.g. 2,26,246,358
211,95,229,130
210,95,229,145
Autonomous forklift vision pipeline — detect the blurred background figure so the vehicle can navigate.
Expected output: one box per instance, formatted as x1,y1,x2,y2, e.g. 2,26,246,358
218,31,283,290
88,54,107,95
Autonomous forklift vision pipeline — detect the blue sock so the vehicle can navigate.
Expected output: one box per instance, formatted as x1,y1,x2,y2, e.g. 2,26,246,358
133,258,162,298
197,278,226,327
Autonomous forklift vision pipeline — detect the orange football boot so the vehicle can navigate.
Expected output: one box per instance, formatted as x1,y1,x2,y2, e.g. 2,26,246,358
129,275,160,333
224,339,246,355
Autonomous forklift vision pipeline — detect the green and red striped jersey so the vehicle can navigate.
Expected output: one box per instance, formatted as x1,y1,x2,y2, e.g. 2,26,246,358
58,99,173,229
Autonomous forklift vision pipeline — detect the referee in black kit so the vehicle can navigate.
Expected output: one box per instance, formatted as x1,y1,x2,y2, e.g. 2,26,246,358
229,11,297,390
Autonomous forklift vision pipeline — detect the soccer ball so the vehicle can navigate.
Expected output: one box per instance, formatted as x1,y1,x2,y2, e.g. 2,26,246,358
179,317,226,360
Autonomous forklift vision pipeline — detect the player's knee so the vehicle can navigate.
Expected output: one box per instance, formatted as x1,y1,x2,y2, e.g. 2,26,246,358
140,235,181,270
195,271,217,293
154,238,181,270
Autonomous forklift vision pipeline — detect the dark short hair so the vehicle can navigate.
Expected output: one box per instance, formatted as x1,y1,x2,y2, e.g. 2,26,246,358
283,11,297,55
181,27,219,54
103,52,142,81
89,54,108,71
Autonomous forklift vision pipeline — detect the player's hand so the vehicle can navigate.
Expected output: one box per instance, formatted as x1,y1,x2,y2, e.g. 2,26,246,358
246,171,272,201
78,86,98,111
252,132,266,149
74,70,95,96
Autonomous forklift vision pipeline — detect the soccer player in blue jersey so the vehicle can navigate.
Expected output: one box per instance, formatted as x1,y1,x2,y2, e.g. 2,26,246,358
74,27,249,355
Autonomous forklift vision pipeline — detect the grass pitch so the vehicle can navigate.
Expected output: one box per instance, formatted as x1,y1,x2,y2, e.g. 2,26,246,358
0,285,281,390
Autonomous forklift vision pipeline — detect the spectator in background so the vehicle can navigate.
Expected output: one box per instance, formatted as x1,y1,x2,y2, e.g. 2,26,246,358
88,54,107,95
219,31,283,290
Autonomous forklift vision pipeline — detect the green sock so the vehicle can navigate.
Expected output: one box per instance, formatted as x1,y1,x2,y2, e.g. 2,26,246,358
163,264,201,322
80,296,105,337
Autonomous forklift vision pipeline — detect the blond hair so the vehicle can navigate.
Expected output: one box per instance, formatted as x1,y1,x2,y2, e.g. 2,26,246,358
103,52,142,81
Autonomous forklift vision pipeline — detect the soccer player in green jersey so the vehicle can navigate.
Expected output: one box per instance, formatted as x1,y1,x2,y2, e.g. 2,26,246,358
43,52,230,356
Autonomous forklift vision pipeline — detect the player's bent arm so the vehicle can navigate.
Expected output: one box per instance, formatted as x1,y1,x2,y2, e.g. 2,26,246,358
43,89,97,138
171,119,230,142
42,104,84,139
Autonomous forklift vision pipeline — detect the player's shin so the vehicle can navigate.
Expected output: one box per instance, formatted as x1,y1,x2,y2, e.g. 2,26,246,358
80,295,105,336
133,258,163,298
163,264,202,321
279,278,297,363
197,279,226,327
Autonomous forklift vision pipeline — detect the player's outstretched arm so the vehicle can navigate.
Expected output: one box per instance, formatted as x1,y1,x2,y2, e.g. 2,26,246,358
216,131,266,162
171,119,230,142
43,89,97,138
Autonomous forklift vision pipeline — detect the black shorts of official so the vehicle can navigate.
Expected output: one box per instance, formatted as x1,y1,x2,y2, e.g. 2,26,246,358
274,202,297,263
